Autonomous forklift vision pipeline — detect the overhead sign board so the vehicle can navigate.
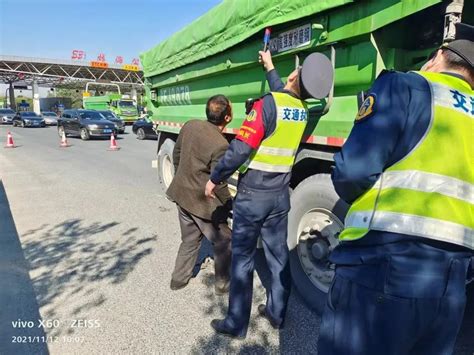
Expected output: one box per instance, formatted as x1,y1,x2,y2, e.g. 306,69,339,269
90,61,109,69
122,64,139,72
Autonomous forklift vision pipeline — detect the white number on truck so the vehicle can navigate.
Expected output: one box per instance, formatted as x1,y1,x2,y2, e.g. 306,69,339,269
159,86,192,106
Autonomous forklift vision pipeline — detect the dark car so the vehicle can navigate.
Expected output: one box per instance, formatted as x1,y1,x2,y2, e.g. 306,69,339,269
97,110,125,134
58,109,116,140
12,111,46,127
41,111,59,125
0,108,16,124
132,118,157,140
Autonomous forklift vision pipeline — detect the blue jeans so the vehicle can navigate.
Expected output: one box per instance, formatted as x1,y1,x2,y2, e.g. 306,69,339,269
223,186,291,337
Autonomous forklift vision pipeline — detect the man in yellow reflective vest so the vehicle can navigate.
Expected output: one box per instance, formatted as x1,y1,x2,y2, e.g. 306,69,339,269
205,50,333,338
319,23,474,355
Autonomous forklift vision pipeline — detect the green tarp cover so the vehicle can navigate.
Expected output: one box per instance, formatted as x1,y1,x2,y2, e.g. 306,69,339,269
140,0,353,77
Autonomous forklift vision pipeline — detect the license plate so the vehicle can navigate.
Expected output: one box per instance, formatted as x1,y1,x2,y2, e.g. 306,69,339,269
33,122,39,125
103,129,111,133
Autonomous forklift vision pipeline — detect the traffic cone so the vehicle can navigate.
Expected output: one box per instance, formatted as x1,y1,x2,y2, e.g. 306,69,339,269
4,131,15,148
107,134,120,151
59,131,70,148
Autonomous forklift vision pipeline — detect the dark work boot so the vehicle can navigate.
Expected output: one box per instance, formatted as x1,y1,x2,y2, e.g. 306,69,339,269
210,319,245,339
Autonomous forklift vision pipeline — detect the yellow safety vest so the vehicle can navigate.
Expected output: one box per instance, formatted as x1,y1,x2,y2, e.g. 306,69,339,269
340,71,474,250
240,92,308,173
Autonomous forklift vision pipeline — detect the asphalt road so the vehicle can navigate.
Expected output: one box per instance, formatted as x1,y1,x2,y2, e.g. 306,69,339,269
0,125,472,355
0,125,321,354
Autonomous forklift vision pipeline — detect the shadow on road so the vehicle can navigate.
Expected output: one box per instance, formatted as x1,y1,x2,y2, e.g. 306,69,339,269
0,180,49,355
190,249,321,354
18,218,157,337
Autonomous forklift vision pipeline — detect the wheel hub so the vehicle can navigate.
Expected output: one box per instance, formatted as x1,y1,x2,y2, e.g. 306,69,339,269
311,240,329,260
296,208,343,292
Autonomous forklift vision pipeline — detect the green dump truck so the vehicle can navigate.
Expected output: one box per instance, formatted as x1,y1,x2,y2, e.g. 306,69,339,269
83,94,139,124
141,0,472,313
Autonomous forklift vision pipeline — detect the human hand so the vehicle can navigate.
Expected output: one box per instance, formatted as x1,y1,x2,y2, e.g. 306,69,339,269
258,50,274,72
205,180,216,199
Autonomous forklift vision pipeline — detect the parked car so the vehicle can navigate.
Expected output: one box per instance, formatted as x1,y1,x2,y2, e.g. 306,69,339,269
12,111,45,127
57,109,117,140
132,118,157,140
97,110,125,133
41,111,58,125
0,108,16,124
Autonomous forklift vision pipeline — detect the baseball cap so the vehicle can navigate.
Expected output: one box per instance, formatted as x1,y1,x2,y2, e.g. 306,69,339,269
442,23,474,68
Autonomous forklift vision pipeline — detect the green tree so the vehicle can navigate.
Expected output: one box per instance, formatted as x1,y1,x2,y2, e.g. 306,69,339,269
53,88,84,108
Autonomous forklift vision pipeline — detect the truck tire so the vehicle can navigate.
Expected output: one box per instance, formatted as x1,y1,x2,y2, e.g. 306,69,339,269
158,138,175,191
288,173,348,314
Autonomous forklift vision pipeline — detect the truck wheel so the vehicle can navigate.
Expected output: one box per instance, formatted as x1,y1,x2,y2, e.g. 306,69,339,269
158,138,175,191
288,173,349,314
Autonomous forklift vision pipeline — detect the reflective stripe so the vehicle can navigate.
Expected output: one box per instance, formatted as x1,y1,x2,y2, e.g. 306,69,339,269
257,146,297,156
430,81,474,117
345,211,474,249
247,160,292,173
373,170,474,204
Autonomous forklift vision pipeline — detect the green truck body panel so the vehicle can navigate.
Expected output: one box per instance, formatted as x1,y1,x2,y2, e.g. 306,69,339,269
141,0,472,144
83,94,139,123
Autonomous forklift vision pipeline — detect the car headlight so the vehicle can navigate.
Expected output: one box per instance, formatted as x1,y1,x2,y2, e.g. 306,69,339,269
24,119,31,123
88,124,99,129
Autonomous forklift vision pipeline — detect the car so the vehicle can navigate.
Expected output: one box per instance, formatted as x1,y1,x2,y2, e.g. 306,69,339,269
41,111,58,125
132,118,157,140
97,110,125,134
58,109,117,140
12,111,46,127
0,108,16,124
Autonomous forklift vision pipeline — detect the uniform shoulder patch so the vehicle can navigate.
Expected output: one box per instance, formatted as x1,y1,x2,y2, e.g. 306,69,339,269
246,109,257,122
355,94,376,123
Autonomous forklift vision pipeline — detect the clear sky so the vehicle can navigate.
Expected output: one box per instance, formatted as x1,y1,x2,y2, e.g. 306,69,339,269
0,0,222,65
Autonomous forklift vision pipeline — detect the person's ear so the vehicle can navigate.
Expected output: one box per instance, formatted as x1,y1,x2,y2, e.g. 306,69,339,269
288,69,298,83
422,49,443,71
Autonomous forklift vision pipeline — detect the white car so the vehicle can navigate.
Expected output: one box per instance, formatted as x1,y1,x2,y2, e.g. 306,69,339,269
0,108,16,124
41,111,59,125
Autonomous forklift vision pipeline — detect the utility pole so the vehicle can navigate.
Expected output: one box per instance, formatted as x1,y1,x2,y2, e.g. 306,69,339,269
8,81,16,110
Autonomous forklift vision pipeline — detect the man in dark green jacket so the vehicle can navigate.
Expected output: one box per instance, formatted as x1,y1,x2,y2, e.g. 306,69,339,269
167,95,233,295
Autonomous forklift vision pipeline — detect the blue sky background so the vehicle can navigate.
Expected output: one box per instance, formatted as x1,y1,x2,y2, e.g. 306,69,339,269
0,0,222,65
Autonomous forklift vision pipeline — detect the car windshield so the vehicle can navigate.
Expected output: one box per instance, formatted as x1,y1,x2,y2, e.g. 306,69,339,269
0,109,15,114
99,111,115,118
21,112,38,117
119,100,134,107
79,111,104,120
43,112,57,116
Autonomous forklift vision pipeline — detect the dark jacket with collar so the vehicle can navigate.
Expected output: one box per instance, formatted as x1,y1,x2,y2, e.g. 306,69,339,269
210,69,292,191
166,119,232,221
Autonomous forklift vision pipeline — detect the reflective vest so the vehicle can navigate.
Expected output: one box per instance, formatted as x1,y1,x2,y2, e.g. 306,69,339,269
240,92,308,173
340,71,474,250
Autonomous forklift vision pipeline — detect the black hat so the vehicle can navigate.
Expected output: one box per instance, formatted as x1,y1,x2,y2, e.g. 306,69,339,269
442,23,474,68
298,53,334,100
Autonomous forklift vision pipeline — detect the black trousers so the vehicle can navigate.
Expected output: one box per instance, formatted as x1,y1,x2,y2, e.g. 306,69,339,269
318,238,473,355
171,206,231,285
